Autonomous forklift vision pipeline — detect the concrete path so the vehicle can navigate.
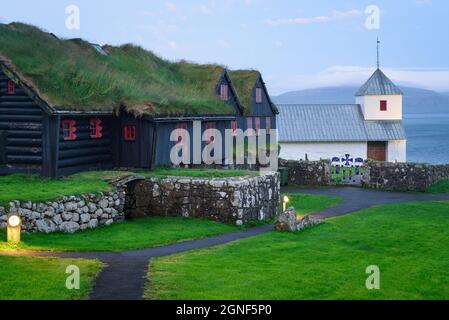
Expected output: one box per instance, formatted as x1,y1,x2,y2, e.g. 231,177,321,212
2,187,449,300
282,186,449,219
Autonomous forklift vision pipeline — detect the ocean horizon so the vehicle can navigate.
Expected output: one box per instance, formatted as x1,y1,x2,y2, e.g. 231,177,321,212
404,113,449,165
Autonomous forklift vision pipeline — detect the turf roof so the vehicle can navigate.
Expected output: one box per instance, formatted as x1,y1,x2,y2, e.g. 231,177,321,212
229,70,278,115
0,22,236,116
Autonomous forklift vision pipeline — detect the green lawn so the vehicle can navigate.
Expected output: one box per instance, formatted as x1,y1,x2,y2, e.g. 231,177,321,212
0,169,257,206
285,193,343,216
0,255,102,300
427,179,449,194
0,217,240,252
0,174,112,206
147,201,449,300
75,168,257,180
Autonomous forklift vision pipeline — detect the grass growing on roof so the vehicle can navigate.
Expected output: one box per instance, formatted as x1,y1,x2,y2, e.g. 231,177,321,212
0,174,112,206
147,201,449,300
0,255,102,300
0,217,240,252
0,169,257,206
0,22,234,115
229,70,260,115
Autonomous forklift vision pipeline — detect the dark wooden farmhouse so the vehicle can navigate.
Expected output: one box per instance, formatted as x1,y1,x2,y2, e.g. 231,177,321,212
0,23,278,177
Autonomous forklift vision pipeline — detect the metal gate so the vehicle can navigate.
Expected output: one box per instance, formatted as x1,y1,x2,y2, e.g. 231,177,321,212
331,154,365,186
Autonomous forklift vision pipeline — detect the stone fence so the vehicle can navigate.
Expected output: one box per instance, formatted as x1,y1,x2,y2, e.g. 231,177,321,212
279,159,331,186
0,189,126,233
278,158,449,192
125,173,280,225
362,161,449,192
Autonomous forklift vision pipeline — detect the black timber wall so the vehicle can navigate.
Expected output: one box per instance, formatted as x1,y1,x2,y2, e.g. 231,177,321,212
0,71,44,175
57,116,114,176
117,112,154,169
153,119,234,166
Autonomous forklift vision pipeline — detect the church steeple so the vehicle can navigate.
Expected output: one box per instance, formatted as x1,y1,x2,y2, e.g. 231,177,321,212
355,40,403,121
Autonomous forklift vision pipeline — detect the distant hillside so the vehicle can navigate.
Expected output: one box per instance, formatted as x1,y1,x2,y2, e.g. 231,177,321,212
272,86,449,114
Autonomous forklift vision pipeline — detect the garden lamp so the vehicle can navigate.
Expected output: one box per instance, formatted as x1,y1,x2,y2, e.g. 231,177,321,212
7,215,21,244
282,195,290,212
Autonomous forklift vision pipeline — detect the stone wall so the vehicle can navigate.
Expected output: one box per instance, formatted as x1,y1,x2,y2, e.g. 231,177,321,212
0,188,126,233
362,161,449,192
279,159,331,186
126,173,280,225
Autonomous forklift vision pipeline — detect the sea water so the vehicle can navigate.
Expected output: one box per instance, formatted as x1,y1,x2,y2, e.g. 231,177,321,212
404,114,449,164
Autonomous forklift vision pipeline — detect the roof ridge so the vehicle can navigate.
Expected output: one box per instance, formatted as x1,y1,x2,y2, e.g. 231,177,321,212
356,68,403,96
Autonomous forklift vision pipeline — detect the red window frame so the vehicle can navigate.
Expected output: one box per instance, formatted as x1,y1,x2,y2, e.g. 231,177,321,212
176,123,188,146
256,87,263,103
90,118,103,139
266,117,272,132
61,119,77,141
220,84,229,101
205,122,216,144
124,125,136,141
380,100,388,111
255,117,261,135
7,80,15,95
230,120,238,136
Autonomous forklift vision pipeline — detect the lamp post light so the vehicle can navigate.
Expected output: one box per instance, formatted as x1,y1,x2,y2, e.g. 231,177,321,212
7,215,21,244
282,195,290,212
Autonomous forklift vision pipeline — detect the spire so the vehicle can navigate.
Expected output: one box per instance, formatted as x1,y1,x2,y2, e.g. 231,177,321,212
377,38,380,69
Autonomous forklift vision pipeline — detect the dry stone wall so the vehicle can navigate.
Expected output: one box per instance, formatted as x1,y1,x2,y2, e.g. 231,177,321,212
126,173,280,225
0,189,126,233
362,161,449,192
279,159,331,186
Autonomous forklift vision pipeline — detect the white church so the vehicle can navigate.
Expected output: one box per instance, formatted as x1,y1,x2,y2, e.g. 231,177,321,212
277,67,407,164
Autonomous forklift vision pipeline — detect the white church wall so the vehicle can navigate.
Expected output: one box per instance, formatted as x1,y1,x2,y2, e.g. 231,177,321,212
357,95,402,120
387,140,407,162
280,142,368,162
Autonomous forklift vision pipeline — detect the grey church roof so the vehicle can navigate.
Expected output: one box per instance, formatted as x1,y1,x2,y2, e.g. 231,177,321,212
355,69,403,96
277,104,406,142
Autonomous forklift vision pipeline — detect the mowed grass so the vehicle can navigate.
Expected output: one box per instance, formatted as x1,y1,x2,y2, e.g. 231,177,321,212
285,193,343,216
0,255,102,300
76,168,257,180
427,180,449,194
0,169,257,206
147,201,449,300
0,217,240,252
0,174,112,206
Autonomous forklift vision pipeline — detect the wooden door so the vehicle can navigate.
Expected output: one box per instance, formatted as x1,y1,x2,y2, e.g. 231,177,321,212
367,142,387,161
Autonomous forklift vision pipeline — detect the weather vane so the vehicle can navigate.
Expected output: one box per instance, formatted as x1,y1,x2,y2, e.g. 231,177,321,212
377,38,381,69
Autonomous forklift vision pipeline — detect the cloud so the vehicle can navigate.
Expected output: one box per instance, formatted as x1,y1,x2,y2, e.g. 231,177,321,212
217,39,232,49
165,2,178,12
199,5,213,15
138,22,180,52
274,41,283,48
269,66,449,94
415,0,432,6
265,9,363,26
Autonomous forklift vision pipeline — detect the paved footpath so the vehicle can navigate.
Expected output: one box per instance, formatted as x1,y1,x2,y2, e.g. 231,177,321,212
2,187,449,300
283,186,449,218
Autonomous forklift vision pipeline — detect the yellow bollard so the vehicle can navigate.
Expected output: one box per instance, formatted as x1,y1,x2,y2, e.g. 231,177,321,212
7,215,21,244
